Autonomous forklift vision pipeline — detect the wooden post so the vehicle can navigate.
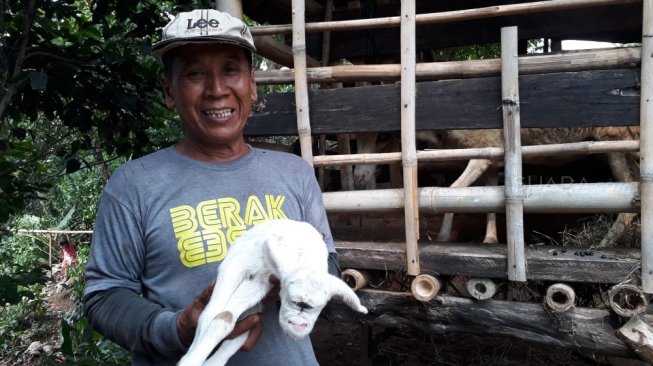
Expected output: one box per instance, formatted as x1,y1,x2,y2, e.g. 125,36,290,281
641,0,653,293
616,316,653,363
291,0,314,165
215,0,242,17
400,0,420,276
501,26,526,282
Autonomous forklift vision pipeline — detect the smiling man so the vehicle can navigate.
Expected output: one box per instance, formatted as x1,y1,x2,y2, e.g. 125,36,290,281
83,9,340,365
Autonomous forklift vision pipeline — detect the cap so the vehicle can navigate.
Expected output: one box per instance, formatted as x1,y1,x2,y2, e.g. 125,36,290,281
152,9,256,57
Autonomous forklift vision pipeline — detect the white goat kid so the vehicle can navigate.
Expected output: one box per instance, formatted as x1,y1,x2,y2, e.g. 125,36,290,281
177,219,368,366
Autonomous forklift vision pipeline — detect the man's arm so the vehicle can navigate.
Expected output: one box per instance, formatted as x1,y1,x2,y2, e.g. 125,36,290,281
84,287,185,357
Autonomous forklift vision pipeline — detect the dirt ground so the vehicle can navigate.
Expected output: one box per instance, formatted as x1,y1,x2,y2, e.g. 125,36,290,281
311,318,649,366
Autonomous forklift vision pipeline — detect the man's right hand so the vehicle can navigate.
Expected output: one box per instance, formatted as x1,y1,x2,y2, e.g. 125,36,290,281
176,280,271,350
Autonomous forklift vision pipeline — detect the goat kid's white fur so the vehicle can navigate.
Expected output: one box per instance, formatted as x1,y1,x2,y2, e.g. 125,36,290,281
177,219,368,366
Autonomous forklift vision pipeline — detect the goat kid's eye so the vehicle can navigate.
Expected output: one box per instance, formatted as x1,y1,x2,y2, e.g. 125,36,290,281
294,301,313,310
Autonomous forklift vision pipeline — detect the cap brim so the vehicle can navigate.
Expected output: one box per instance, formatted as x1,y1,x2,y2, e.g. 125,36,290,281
152,36,256,56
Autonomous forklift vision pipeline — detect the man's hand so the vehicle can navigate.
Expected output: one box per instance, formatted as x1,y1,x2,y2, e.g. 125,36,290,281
176,277,279,350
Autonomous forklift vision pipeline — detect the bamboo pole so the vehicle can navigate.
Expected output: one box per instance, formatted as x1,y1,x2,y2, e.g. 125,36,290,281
313,140,639,166
640,0,653,293
291,0,314,165
323,182,640,214
400,0,419,276
251,0,641,36
255,47,641,85
501,26,526,282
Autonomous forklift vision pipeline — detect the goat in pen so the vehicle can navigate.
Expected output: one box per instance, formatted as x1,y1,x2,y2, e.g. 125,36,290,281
353,127,640,247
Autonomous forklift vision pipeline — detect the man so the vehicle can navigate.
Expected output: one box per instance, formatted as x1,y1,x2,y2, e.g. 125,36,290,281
84,9,339,365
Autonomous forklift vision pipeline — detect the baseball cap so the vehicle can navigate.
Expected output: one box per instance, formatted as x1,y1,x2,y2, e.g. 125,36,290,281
152,9,256,57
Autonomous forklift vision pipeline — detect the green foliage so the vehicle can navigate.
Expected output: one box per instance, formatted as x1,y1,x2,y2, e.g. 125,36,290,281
0,0,214,227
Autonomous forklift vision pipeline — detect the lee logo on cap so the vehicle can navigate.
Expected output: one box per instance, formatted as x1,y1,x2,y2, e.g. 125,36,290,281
186,18,220,30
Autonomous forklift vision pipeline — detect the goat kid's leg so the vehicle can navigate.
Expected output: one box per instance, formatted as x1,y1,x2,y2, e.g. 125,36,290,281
180,265,267,366
437,159,492,241
202,332,250,366
483,171,499,244
200,280,270,366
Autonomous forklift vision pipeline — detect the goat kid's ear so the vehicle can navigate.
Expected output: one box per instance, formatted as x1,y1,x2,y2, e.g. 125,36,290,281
325,275,368,314
264,233,291,277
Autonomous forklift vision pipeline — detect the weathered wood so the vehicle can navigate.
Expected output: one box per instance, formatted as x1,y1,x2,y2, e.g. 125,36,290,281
328,289,639,357
245,69,640,136
616,316,653,363
335,241,641,284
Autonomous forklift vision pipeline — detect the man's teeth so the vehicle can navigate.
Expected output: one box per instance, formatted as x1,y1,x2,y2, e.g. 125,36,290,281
204,109,233,118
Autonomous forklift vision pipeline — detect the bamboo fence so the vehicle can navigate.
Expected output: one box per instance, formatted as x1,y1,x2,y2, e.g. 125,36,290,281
246,0,646,289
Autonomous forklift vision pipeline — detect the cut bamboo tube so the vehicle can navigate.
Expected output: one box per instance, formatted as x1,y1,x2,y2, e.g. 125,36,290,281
323,182,640,214
411,274,442,302
255,47,641,85
251,0,641,36
608,284,648,318
640,0,653,293
466,278,498,300
501,26,526,282
291,0,314,165
313,140,639,167
545,283,576,313
400,0,420,276
341,269,370,291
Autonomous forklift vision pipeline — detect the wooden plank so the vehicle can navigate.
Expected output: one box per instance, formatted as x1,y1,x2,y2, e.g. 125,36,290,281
245,68,640,136
328,289,639,357
335,241,641,284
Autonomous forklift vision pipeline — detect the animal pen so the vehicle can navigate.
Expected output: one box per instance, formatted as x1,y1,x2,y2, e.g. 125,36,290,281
231,0,652,361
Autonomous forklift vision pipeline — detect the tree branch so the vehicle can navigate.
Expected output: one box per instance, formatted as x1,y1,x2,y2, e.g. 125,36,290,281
0,0,39,127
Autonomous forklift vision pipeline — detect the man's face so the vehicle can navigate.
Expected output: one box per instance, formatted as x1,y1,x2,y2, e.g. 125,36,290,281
163,43,257,156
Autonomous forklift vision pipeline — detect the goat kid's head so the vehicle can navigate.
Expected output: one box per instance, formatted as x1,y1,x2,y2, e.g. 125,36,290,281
278,269,368,340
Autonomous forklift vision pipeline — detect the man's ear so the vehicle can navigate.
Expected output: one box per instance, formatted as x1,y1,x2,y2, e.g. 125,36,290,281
162,75,176,110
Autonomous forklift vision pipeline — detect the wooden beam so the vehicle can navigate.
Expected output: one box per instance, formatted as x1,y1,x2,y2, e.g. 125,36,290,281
335,241,640,284
328,289,641,357
246,69,639,136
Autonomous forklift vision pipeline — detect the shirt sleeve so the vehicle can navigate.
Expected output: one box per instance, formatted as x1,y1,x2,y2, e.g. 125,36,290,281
299,162,336,254
84,178,185,357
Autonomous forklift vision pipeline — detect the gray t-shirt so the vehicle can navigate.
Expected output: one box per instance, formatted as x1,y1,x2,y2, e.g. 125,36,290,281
84,146,334,365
